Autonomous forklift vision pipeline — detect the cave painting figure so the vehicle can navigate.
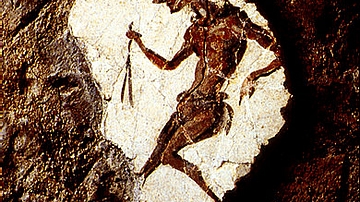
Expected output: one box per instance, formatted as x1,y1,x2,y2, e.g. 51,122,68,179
126,0,281,201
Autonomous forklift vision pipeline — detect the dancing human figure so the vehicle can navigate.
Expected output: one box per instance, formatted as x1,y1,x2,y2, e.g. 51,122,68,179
126,0,281,201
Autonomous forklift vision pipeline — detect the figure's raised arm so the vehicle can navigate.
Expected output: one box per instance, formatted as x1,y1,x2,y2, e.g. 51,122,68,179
126,29,193,70
243,14,279,54
238,11,283,105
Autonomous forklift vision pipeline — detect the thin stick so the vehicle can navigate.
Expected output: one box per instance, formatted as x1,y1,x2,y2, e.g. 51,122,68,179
120,67,127,103
127,39,134,107
121,22,135,107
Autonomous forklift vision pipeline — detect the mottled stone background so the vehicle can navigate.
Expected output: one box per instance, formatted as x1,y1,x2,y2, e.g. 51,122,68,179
3,0,137,201
3,0,359,201
224,0,359,201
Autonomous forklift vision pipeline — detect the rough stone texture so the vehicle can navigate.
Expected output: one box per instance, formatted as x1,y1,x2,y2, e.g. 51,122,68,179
3,0,136,201
3,0,359,201
224,0,359,201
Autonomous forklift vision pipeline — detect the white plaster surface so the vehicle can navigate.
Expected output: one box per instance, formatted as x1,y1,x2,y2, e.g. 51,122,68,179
69,0,291,201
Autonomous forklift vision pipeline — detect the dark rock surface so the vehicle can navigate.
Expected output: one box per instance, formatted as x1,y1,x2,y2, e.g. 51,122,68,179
224,0,359,201
3,0,136,201
3,0,358,201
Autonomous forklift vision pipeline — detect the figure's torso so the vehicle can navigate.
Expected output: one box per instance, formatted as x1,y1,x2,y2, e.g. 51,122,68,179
186,10,247,96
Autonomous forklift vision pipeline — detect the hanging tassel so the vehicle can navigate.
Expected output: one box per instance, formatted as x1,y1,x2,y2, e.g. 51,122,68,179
121,22,135,107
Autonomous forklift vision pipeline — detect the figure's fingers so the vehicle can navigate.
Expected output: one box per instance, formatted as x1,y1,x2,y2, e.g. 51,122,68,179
126,30,141,40
126,30,135,39
270,44,282,57
125,30,133,39
248,86,255,98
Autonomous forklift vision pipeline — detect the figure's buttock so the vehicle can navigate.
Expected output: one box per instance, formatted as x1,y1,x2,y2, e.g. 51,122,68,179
176,92,228,123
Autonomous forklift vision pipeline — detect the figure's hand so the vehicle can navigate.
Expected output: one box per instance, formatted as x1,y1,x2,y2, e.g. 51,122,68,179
239,77,255,105
270,43,282,57
126,30,142,40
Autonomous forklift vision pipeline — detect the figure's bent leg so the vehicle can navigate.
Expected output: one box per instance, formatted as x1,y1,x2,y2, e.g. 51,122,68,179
139,113,179,180
161,114,221,202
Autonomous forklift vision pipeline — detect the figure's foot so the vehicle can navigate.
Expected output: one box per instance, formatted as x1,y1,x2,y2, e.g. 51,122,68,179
205,188,221,202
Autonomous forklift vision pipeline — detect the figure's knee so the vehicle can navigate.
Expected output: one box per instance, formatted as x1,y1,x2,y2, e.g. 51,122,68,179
160,148,173,165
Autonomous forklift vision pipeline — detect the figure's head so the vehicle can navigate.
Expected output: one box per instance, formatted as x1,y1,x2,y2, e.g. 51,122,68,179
209,0,226,8
152,0,193,13
153,0,228,13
